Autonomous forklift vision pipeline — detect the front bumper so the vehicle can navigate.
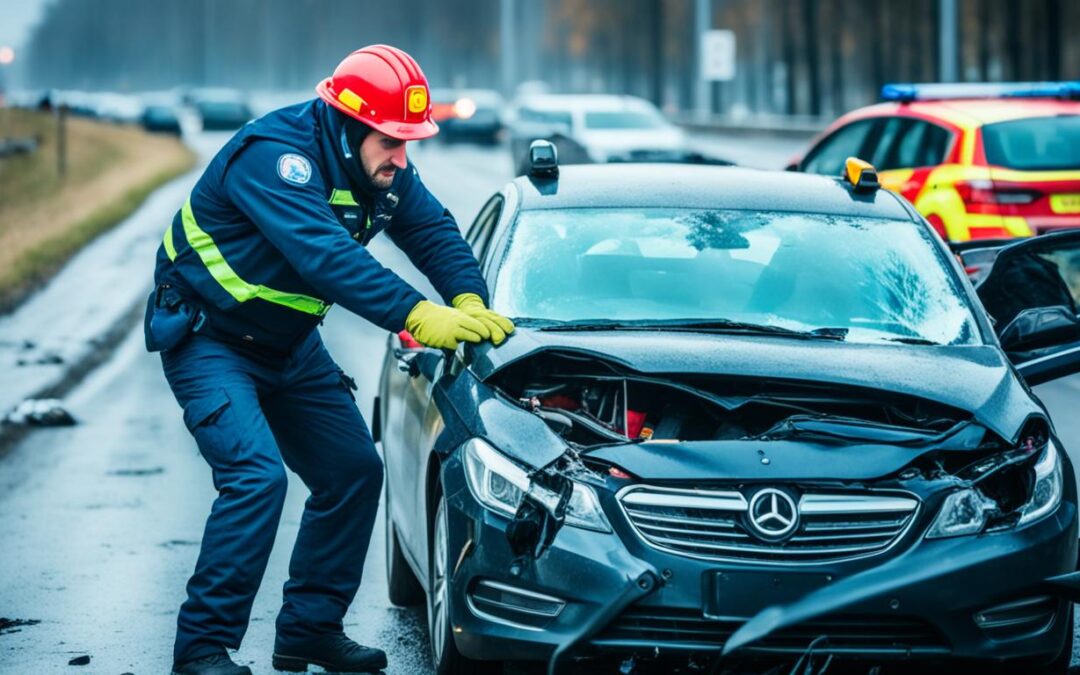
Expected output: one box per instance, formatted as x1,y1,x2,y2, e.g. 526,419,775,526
441,455,1077,665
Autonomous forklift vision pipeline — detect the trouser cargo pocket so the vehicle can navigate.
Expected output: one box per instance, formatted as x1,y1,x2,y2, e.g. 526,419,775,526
183,388,241,466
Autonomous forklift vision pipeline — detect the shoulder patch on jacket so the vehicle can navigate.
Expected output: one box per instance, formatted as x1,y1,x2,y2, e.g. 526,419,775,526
277,153,312,185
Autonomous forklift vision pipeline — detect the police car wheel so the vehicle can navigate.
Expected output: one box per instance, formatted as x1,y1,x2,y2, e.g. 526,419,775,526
428,489,499,675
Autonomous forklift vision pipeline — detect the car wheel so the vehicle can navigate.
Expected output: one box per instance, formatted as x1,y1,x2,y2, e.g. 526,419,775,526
385,482,423,606
428,491,499,675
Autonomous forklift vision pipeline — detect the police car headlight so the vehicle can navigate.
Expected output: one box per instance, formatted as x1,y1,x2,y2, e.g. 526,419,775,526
463,438,610,532
1018,440,1063,526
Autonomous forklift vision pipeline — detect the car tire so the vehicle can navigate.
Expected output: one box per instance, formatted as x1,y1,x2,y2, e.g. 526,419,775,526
428,490,500,675
385,482,424,607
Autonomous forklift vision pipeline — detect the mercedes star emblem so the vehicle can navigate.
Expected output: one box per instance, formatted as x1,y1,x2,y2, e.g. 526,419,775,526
748,488,799,539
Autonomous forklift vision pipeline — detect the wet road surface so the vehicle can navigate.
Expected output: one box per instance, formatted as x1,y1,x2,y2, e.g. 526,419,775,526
2,135,1079,674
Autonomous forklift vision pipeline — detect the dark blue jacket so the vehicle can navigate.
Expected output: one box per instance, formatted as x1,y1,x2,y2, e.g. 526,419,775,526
153,99,487,353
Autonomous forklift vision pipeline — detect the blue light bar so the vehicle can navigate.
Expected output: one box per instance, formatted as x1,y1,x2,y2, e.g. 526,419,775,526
881,81,1080,103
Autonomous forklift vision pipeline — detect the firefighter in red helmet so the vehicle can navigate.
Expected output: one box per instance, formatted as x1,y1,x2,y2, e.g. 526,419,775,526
317,44,441,140
155,45,513,675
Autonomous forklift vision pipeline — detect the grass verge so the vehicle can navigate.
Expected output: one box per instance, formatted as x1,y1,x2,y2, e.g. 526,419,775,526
0,108,196,313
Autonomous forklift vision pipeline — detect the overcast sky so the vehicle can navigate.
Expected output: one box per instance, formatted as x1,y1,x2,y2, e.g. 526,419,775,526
0,0,50,50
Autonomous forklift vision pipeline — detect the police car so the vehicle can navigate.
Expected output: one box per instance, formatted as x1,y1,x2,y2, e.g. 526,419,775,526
378,142,1080,674
789,82,1080,242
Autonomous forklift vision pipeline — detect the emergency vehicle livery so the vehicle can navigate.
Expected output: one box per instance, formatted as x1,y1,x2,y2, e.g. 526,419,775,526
790,82,1080,242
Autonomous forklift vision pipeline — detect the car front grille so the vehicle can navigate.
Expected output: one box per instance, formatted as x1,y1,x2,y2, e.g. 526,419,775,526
618,485,919,563
591,606,949,655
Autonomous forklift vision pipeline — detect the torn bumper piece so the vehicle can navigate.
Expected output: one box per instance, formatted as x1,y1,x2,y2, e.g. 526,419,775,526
442,453,659,664
722,500,1077,661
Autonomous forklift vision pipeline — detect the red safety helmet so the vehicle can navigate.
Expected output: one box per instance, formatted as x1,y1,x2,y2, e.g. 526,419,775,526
316,45,439,141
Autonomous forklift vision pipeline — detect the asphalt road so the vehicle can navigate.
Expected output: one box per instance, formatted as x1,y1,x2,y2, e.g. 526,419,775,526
2,132,1079,674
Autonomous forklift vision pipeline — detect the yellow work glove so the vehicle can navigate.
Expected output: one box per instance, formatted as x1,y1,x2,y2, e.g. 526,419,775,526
452,293,516,346
405,300,490,350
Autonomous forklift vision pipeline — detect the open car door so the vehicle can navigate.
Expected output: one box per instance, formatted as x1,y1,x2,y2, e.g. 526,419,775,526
976,230,1080,386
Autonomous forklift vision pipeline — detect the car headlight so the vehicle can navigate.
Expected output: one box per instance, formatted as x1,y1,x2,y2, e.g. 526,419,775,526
926,441,1063,539
925,487,998,539
1018,440,1063,526
462,438,611,532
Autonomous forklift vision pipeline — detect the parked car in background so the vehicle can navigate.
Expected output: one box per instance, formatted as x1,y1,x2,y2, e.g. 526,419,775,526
430,88,504,144
378,145,1080,674
790,82,1080,242
185,88,253,131
507,94,689,175
194,98,252,131
140,104,182,135
94,93,144,124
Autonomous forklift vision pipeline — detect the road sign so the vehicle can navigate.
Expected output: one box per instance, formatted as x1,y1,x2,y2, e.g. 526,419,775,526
701,30,736,82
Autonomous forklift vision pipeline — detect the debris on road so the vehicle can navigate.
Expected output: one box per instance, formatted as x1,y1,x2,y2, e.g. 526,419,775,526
160,539,200,548
2,399,77,427
107,466,165,477
0,618,41,635
16,351,65,366
67,654,91,666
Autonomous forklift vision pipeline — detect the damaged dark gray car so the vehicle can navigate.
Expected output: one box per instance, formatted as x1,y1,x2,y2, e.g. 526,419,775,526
376,160,1080,674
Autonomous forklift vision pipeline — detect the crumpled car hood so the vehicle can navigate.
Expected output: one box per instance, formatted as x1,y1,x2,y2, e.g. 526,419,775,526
585,433,984,481
467,329,1043,445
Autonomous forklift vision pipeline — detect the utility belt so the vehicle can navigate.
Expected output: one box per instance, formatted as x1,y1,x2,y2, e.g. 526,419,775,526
197,319,311,362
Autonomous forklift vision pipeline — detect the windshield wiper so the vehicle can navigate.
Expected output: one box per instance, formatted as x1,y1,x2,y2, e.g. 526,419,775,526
533,320,643,332
535,319,847,341
882,336,944,346
655,320,848,340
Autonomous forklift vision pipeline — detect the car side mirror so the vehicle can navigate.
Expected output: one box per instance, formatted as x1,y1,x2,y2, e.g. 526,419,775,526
999,306,1080,353
976,231,1080,385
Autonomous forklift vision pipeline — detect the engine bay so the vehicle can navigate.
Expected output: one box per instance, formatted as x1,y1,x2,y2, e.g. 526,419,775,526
488,351,973,449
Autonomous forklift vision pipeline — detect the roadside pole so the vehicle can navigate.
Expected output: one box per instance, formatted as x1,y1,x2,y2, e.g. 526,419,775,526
500,0,516,98
694,0,712,121
56,104,67,178
938,0,959,82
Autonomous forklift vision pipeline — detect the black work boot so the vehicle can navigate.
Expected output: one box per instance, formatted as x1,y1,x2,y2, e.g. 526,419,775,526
171,652,252,675
273,633,387,673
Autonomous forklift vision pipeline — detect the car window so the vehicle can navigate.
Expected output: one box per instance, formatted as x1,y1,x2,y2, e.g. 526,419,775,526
893,120,952,169
868,118,908,170
466,196,503,266
493,208,981,346
802,119,877,175
870,119,953,171
583,111,666,130
982,115,1080,171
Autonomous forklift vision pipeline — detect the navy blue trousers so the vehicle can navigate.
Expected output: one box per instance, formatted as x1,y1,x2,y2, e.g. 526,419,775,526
161,331,382,664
